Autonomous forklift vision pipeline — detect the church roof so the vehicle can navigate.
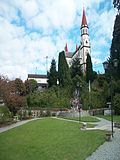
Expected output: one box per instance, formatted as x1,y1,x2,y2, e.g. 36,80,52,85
65,52,72,58
72,45,80,57
28,74,47,79
81,8,87,26
76,44,78,51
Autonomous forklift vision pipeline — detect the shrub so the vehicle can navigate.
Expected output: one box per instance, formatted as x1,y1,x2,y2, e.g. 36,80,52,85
0,106,12,124
113,93,120,115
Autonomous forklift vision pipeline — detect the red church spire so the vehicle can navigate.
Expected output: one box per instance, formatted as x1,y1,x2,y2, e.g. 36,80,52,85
81,8,87,26
65,43,68,52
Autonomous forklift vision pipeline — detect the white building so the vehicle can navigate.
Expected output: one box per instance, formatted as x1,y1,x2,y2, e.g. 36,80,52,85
65,8,91,73
28,74,47,88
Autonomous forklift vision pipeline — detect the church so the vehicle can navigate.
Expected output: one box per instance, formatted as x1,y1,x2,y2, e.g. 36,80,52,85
64,8,91,73
28,8,91,87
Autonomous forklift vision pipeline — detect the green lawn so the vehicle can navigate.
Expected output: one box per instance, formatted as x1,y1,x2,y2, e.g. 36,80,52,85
58,116,100,122
0,118,105,160
98,115,120,122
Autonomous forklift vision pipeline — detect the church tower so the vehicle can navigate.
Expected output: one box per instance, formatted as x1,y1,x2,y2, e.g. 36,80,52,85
80,8,91,72
64,8,91,73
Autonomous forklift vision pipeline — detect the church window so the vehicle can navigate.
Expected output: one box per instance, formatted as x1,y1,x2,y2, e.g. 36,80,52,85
82,29,85,34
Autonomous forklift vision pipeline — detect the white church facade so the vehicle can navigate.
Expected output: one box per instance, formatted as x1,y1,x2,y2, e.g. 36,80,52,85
65,8,91,73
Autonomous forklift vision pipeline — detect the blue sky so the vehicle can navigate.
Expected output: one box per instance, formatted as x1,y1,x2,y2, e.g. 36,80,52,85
0,0,117,80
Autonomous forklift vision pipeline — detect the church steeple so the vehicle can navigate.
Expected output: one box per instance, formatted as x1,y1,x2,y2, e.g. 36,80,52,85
81,8,88,27
65,43,68,52
81,8,88,36
64,8,91,74
80,8,91,73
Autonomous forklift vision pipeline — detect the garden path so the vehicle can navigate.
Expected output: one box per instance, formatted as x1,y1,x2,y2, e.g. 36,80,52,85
0,116,119,133
86,130,120,160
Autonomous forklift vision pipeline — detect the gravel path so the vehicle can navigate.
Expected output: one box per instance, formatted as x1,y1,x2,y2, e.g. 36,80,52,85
86,117,116,131
86,130,120,160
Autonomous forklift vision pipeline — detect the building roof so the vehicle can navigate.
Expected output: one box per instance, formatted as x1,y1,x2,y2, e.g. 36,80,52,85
65,52,72,58
28,74,47,79
72,45,80,57
76,44,78,51
81,8,88,27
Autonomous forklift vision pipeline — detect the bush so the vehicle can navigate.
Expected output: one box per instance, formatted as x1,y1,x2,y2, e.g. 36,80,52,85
0,106,12,124
113,93,120,115
27,87,71,109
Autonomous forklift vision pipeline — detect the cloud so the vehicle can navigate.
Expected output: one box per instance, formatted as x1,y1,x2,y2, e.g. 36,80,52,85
0,0,117,80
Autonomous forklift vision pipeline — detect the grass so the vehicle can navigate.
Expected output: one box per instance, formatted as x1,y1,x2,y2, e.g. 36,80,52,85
58,116,100,122
98,115,120,122
0,118,105,160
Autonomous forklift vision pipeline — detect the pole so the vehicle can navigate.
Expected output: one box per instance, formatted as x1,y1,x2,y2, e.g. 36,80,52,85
89,80,91,110
46,56,48,74
110,76,114,137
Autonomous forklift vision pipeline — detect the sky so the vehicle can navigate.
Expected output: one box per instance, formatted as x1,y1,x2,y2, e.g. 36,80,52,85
0,0,117,81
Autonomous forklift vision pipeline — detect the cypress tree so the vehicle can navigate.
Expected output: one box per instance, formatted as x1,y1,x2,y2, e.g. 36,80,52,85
47,59,57,87
86,53,93,83
58,51,71,87
113,0,120,12
110,13,120,78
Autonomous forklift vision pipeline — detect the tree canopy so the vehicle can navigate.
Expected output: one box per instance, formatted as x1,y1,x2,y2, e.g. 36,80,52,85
58,51,71,87
25,79,37,94
70,57,83,78
110,13,120,78
86,53,94,83
113,0,120,12
2,79,27,115
47,59,57,87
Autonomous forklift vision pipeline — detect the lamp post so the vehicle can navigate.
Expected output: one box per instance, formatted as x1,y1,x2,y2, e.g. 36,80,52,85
103,59,118,138
88,80,91,110
57,79,59,107
76,82,81,123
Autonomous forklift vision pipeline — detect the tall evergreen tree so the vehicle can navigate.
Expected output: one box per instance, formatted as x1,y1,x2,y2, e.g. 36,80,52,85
86,53,93,83
47,59,57,87
58,51,71,87
70,57,83,78
113,0,120,12
110,13,120,78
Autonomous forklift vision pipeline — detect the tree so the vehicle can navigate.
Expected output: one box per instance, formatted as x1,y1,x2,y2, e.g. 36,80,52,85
113,93,120,115
47,59,57,87
110,13,120,78
25,79,37,94
0,75,8,98
58,51,71,87
70,58,83,78
6,94,27,115
3,80,27,115
15,78,26,96
86,53,94,83
113,0,120,12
